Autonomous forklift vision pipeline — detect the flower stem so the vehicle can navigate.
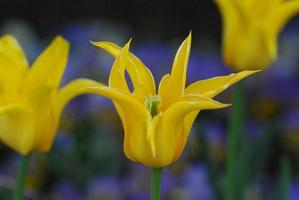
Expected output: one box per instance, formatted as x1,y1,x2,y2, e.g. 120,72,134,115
226,81,245,200
151,168,162,200
14,154,31,200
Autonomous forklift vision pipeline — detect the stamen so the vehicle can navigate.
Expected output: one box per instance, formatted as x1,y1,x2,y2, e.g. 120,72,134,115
144,95,162,158
144,95,161,117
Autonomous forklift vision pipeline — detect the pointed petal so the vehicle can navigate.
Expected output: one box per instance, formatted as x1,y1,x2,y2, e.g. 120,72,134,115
149,98,229,167
55,79,102,117
157,73,171,109
97,43,154,161
92,41,156,101
55,79,150,134
0,35,28,71
158,33,192,110
185,70,259,98
108,40,131,93
0,104,35,155
180,94,230,147
72,83,148,117
99,42,149,160
23,36,69,88
59,79,153,163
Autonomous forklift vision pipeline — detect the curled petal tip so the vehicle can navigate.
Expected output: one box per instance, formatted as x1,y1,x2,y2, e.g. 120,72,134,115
186,32,192,42
242,69,262,75
221,103,231,108
127,38,133,44
123,39,132,50
214,102,231,108
90,41,105,47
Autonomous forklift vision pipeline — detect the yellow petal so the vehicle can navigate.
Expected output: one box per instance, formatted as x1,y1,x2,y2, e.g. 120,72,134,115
185,70,259,98
92,41,156,101
63,80,152,163
0,104,35,155
158,33,192,110
157,73,171,109
108,40,131,93
55,79,101,117
148,98,229,167
0,35,28,71
101,43,149,161
214,0,245,68
263,1,299,58
97,42,147,161
18,83,58,153
0,54,22,98
0,36,29,96
180,94,231,145
246,0,283,14
23,36,69,89
74,84,149,120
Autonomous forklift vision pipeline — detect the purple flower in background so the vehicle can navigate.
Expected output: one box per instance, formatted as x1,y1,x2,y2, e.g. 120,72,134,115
134,42,230,86
290,181,299,200
187,52,230,84
282,110,299,131
178,165,215,200
204,122,226,163
122,165,150,199
127,194,149,200
264,77,299,103
87,177,122,200
281,110,299,151
245,120,264,140
270,24,299,80
134,42,173,82
50,182,82,200
59,21,130,84
122,165,175,199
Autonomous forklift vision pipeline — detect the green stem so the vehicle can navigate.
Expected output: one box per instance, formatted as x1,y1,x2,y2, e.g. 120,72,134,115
226,81,245,200
14,154,31,200
151,168,162,200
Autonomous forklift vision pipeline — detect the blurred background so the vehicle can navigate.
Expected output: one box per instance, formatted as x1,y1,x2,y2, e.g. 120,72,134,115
0,0,299,199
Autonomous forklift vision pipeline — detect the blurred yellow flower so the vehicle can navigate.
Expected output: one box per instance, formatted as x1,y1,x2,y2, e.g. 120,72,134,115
0,35,100,155
81,33,258,167
215,0,299,70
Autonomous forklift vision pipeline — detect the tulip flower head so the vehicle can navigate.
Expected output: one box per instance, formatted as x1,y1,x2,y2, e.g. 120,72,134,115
215,0,299,70
0,35,100,155
85,33,258,167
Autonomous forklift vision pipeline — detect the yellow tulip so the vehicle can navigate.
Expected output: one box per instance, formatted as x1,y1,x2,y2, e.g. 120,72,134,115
215,0,299,70
0,35,101,155
78,33,258,168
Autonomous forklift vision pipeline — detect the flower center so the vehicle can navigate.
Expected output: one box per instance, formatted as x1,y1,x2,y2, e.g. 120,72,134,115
144,95,161,117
